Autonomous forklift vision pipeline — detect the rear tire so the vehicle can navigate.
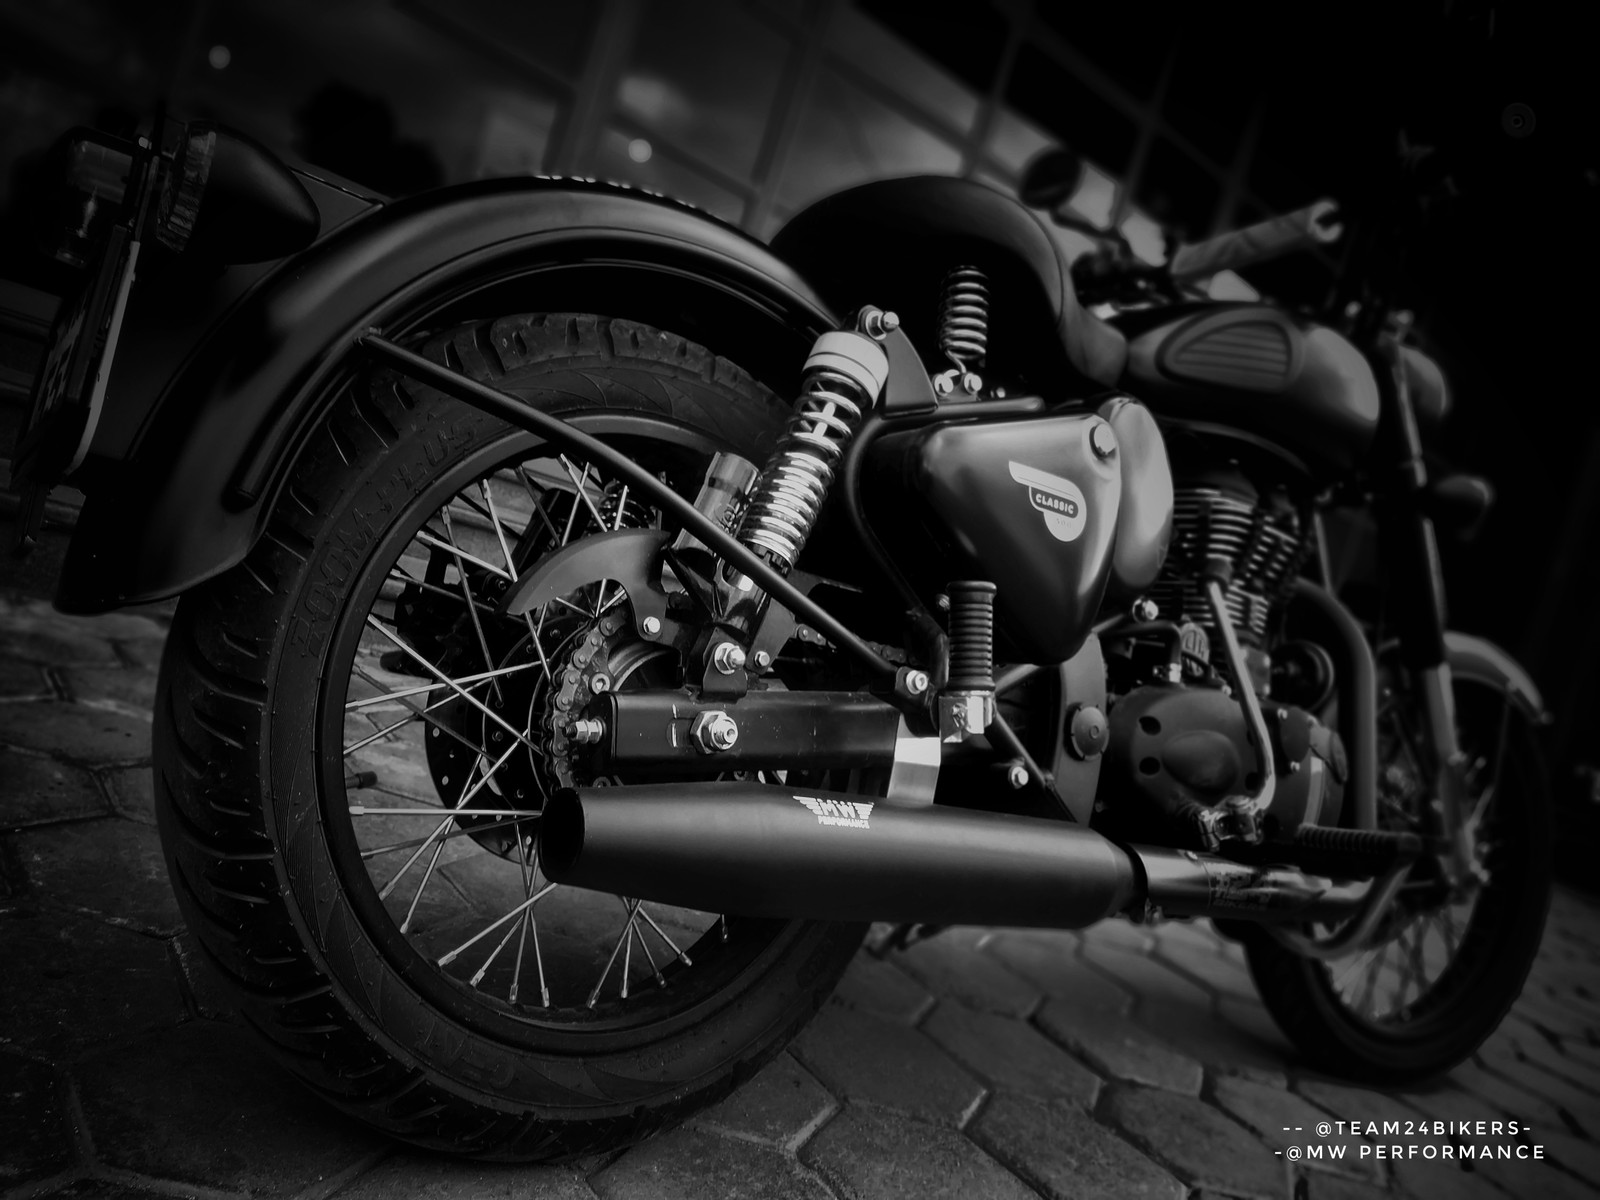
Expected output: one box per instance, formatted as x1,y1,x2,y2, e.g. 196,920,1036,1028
153,313,865,1160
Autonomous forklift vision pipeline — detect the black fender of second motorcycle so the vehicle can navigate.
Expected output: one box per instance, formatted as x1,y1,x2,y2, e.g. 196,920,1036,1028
56,177,840,613
1445,631,1550,725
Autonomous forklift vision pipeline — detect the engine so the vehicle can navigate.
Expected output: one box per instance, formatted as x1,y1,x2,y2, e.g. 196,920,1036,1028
1095,460,1347,849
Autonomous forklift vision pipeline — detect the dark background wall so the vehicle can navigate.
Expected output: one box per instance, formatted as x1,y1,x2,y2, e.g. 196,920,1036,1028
0,0,1595,814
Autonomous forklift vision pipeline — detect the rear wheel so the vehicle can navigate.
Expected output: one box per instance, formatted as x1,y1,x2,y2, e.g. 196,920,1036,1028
153,313,866,1160
1243,670,1553,1083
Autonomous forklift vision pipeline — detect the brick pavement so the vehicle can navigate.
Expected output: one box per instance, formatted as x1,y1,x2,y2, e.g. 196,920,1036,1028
3,594,1599,1200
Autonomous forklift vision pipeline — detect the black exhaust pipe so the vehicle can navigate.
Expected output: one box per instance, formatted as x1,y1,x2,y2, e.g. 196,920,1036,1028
541,783,1386,929
541,782,1140,928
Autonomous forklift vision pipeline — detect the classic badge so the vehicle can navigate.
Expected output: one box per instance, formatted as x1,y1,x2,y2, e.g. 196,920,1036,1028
1007,461,1087,542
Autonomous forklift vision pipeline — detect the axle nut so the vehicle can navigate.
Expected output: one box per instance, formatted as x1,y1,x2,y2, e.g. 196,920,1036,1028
690,710,739,753
642,616,662,637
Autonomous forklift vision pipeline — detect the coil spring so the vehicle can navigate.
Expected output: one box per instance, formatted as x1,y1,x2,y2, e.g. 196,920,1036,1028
736,366,871,570
945,580,997,691
599,483,652,531
939,265,990,369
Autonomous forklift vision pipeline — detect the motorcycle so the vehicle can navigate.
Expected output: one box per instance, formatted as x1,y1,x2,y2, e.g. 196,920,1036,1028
10,114,1551,1160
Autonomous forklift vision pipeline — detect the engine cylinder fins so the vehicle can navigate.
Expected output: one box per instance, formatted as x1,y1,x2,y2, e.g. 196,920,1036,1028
1147,484,1311,646
735,331,888,571
939,265,990,370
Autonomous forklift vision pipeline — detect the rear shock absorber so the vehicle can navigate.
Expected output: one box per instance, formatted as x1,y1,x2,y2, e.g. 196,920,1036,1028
734,323,891,572
940,580,996,740
937,265,989,395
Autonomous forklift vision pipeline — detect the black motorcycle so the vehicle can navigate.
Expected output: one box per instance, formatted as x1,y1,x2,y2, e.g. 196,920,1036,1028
11,116,1551,1160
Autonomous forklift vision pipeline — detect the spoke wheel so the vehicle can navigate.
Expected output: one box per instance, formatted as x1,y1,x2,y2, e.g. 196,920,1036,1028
1242,668,1553,1083
152,313,867,1159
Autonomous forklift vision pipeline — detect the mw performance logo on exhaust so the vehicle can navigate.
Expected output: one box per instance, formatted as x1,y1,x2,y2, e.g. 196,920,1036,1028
795,796,875,829
1008,461,1087,542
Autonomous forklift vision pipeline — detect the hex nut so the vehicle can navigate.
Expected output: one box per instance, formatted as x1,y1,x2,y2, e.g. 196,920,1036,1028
690,710,739,753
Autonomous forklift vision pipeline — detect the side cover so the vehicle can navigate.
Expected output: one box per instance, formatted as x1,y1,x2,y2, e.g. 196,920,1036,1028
57,177,838,612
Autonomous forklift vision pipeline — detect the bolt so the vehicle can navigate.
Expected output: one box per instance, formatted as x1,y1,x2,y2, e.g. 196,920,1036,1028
1276,708,1289,721
1006,762,1029,789
960,371,983,394
642,615,662,637
690,710,739,753
933,372,956,397
1089,422,1117,459
904,669,930,696
712,642,747,674
752,649,773,669
1132,597,1159,622
1289,760,1301,773
862,308,901,339
935,593,950,611
567,717,605,745
590,674,611,693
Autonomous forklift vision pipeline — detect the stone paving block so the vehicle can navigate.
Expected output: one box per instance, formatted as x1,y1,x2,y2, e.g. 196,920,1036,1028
792,1004,985,1127
75,1020,385,1198
1389,1157,1508,1200
1507,1025,1600,1099
985,934,1134,1014
58,668,157,722
1211,1075,1381,1184
1079,917,1157,956
170,931,240,1023
1471,1149,1600,1200
10,818,182,934
0,911,186,1059
1104,1083,1287,1199
1516,992,1598,1043
1297,1174,1394,1200
1449,1059,1572,1131
594,1125,827,1200
801,1104,1035,1200
1293,1076,1426,1131
922,1002,1101,1107
1151,934,1260,1003
830,955,934,1023
101,766,155,825
970,1091,1185,1200
1136,998,1290,1087
0,748,108,830
1542,1129,1600,1188
24,1180,172,1198
693,1052,836,1149
0,658,51,699
1079,939,1216,1015
886,935,1042,1017
1035,1000,1203,1094
1217,995,1299,1061
0,603,122,667
0,701,150,764
336,1151,594,1199
0,1053,75,1191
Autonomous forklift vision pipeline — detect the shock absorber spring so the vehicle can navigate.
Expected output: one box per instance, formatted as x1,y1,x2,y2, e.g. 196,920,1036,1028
939,265,990,370
736,330,889,572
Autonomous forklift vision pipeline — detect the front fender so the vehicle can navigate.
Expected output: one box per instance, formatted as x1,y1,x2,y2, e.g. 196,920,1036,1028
1445,631,1550,725
57,177,837,613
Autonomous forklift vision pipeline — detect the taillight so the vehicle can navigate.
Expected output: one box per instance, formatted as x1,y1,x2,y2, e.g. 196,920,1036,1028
37,131,136,267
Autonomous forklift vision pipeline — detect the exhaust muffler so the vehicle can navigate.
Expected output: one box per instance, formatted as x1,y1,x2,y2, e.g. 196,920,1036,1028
540,783,1383,929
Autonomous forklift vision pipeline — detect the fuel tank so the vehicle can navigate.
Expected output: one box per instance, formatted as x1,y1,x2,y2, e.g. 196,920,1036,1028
1117,303,1380,474
868,407,1164,664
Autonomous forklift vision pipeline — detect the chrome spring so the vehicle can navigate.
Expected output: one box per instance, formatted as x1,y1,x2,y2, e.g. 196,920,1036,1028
736,366,870,570
939,265,990,369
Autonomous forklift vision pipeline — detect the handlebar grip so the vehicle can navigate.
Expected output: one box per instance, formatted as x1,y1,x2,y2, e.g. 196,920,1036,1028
1168,200,1342,283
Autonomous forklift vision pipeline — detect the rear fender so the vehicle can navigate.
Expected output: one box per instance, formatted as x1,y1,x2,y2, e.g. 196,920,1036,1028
1445,631,1550,725
57,177,838,613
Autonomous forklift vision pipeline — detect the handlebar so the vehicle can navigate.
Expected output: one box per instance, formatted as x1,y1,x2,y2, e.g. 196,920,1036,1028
1167,200,1343,284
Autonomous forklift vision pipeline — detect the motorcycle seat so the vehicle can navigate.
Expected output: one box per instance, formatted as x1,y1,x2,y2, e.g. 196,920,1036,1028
772,175,1128,387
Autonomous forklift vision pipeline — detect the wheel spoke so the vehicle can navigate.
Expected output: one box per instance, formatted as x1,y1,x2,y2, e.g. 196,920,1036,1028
636,904,693,967
345,660,540,711
359,813,540,859
348,666,490,760
437,882,557,968
587,900,640,1008
559,455,610,534
364,616,537,750
619,896,667,989
438,506,502,699
386,563,499,617
349,806,541,818
414,529,513,581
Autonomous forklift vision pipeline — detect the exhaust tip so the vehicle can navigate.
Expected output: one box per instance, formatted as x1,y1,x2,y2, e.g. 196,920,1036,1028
539,788,584,880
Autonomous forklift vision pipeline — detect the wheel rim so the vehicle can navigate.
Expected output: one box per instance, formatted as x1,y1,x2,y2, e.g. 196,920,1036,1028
314,413,822,1048
1313,676,1530,1034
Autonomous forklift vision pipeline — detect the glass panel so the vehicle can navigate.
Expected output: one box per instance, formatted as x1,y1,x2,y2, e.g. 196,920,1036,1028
826,5,979,133
616,0,788,181
777,65,962,212
853,0,1010,95
988,106,1056,178
592,126,747,224
401,0,593,84
1136,136,1218,240
180,0,563,194
1004,43,1137,175
1066,162,1118,228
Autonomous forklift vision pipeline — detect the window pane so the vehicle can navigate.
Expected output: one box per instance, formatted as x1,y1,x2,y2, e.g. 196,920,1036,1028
592,126,746,224
988,107,1056,178
474,96,561,178
1066,162,1118,228
1004,44,1137,175
777,66,962,211
403,0,593,85
826,5,979,134
1033,6,1172,100
616,0,788,181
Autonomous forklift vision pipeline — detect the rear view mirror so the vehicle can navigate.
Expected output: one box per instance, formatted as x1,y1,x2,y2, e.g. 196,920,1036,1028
1019,147,1085,212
